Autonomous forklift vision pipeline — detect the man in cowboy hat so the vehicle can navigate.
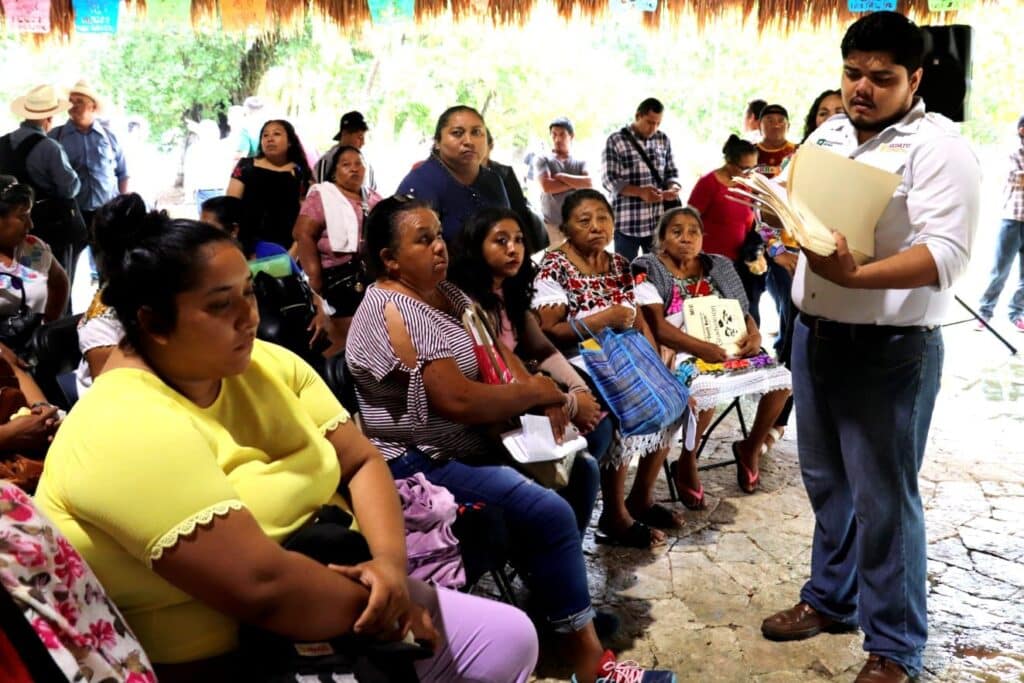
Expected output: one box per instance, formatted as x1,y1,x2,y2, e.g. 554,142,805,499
49,80,129,229
313,110,377,190
0,84,84,273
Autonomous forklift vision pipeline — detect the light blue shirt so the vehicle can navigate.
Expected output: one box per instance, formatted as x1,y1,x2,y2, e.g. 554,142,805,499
49,122,127,211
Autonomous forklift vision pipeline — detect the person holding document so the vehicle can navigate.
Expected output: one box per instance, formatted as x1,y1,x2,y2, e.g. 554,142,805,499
759,12,981,683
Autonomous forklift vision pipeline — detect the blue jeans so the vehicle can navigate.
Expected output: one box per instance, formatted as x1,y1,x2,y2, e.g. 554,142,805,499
388,450,595,633
978,218,1024,321
766,256,794,355
792,317,943,677
614,232,654,261
558,417,613,535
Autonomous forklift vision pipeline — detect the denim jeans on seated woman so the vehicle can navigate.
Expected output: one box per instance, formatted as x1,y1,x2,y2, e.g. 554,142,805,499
388,449,596,633
557,415,613,534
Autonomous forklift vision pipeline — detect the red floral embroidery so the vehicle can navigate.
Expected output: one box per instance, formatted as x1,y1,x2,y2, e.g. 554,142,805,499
539,251,636,316
0,487,33,522
54,537,86,589
32,616,61,649
685,277,713,297
89,620,117,649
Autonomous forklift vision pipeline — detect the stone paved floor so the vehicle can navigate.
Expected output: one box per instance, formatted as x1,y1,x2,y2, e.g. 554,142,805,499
524,321,1023,682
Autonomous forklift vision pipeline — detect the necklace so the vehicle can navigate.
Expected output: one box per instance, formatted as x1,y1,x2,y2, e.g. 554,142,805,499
562,242,608,275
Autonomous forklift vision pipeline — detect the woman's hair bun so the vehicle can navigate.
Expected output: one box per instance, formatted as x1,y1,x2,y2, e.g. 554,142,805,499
92,193,168,277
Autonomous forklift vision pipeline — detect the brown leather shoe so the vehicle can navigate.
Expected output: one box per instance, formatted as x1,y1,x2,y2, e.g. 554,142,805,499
760,601,858,641
854,655,911,682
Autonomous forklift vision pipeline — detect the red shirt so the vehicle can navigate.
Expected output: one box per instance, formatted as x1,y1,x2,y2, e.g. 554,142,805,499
754,141,797,179
687,171,753,261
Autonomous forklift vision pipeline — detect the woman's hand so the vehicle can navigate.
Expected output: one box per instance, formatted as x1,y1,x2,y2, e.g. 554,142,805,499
0,342,28,370
525,373,565,408
0,405,60,451
696,342,729,364
773,251,798,276
308,297,331,349
543,403,570,444
572,390,603,434
327,558,411,639
736,331,763,358
404,602,440,651
601,305,636,331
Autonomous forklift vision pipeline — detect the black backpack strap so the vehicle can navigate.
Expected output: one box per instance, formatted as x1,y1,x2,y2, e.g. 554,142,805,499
620,126,665,189
0,132,48,195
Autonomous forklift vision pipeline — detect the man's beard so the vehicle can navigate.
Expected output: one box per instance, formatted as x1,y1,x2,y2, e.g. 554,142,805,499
847,100,914,134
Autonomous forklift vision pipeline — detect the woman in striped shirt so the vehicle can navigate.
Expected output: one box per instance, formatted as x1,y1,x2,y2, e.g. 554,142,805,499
346,196,678,683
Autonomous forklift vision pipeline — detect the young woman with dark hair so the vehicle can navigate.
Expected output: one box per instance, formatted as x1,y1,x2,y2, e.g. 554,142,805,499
802,89,844,142
348,197,677,683
35,211,538,683
448,206,611,534
226,119,312,249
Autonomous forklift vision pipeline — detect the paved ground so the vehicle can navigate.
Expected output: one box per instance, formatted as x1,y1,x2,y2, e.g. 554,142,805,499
522,320,1023,682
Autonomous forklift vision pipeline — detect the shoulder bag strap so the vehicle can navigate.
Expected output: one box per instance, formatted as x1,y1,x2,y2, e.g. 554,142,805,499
620,126,664,189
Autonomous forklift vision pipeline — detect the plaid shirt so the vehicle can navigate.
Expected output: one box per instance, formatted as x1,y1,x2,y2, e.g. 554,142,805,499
1003,141,1024,221
602,126,680,238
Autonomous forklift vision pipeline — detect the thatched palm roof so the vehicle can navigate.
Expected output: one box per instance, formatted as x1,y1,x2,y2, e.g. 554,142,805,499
3,0,976,42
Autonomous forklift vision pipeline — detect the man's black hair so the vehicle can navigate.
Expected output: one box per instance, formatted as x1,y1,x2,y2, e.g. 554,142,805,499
637,98,664,116
841,11,925,74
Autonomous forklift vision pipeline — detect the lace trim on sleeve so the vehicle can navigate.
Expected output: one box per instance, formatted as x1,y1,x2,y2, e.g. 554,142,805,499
532,277,568,309
320,410,351,435
148,500,246,567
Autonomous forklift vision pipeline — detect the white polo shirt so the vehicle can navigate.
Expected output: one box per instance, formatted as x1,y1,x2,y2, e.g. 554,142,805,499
791,100,981,327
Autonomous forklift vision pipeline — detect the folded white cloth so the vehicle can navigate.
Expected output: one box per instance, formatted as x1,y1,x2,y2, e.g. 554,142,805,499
312,182,359,253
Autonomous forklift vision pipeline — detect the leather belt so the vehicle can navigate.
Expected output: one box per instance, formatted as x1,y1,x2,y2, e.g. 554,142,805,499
799,312,933,341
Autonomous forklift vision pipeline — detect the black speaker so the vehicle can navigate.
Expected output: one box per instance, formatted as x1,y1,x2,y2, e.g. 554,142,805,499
919,24,973,122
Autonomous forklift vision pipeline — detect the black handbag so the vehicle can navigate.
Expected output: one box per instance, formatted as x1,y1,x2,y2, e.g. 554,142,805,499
322,258,369,318
238,505,430,683
253,271,331,361
620,126,683,211
0,275,44,353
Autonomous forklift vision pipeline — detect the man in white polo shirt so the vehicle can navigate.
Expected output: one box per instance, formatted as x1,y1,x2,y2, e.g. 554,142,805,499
759,12,980,683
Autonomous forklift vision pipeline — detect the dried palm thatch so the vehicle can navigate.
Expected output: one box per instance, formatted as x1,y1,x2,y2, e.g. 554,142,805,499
2,0,986,43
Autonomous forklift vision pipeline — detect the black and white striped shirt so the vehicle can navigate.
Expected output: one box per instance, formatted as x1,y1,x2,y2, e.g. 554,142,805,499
346,282,488,461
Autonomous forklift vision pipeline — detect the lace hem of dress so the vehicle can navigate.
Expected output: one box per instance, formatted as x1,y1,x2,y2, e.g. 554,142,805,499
690,366,793,412
148,500,246,566
602,416,686,469
320,410,351,435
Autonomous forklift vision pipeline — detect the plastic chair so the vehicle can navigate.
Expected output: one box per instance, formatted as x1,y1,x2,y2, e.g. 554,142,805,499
25,313,83,411
664,397,749,503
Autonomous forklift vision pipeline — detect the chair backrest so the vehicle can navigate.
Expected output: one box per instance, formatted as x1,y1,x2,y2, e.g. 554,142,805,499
320,351,359,416
25,313,83,410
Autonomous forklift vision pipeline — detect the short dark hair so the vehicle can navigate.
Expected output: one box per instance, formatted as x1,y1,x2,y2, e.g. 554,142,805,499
448,207,537,338
746,99,767,119
362,195,435,280
0,175,34,217
99,211,239,350
721,134,756,166
840,11,925,75
636,98,664,116
560,188,614,228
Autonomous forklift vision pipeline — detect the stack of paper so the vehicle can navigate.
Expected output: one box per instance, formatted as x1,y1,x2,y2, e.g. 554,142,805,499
732,143,902,264
502,415,587,463
682,296,746,357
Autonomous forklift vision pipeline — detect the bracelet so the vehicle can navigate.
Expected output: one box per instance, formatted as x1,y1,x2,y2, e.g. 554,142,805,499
30,402,53,409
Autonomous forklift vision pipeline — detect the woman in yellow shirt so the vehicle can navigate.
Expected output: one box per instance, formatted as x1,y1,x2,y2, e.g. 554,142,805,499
34,208,537,682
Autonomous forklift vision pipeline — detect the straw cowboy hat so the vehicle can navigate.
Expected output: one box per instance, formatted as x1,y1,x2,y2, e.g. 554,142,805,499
10,84,71,120
68,80,105,112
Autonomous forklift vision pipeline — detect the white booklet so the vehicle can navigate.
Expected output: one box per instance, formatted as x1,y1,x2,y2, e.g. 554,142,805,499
682,295,746,358
502,414,587,463
732,143,901,263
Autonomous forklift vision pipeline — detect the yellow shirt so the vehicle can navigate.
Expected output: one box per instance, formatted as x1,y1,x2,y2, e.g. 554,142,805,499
35,341,350,664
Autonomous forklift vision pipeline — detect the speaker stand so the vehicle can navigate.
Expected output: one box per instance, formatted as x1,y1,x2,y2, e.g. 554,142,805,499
942,295,1018,355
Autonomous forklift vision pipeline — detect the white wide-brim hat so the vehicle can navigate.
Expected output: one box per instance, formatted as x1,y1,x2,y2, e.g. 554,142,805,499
68,80,104,112
10,84,71,120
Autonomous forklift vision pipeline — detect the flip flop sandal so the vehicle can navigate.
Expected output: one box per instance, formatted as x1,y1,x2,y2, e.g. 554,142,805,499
595,520,665,549
669,460,707,510
732,441,760,494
